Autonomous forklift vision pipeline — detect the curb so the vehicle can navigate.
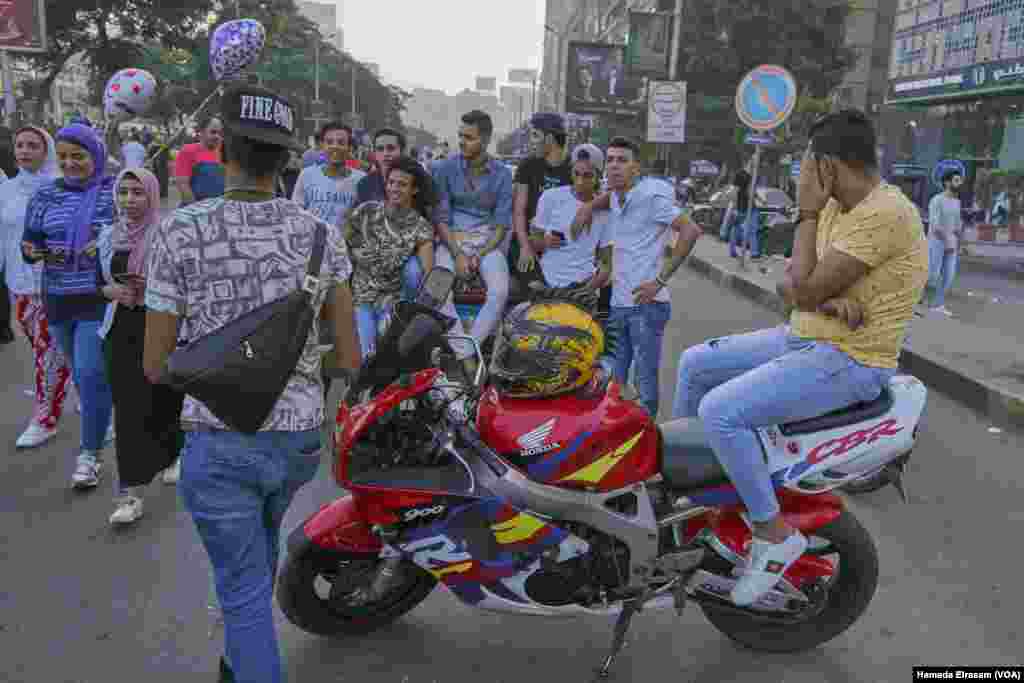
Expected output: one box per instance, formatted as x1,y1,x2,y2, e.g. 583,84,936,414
686,254,1024,432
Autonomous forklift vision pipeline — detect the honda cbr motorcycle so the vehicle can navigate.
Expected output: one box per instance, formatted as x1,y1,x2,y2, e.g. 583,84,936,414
279,268,927,678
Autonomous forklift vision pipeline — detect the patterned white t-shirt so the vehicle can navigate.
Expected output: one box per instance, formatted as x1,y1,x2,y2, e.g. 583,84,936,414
145,197,352,432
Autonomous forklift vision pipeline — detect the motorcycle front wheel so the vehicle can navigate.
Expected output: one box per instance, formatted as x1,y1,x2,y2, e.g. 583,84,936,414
701,509,878,652
277,546,437,637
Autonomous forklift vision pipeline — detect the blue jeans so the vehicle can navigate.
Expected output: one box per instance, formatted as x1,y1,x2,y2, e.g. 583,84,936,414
672,326,895,522
610,302,671,418
179,428,322,683
927,239,958,308
51,317,112,452
402,255,423,302
719,209,738,241
355,301,395,358
729,209,761,258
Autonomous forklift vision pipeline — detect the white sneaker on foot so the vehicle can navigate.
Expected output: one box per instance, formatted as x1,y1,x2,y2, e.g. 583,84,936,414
109,496,144,525
71,453,102,490
16,423,57,449
105,423,116,445
163,458,181,484
930,305,953,318
731,531,808,607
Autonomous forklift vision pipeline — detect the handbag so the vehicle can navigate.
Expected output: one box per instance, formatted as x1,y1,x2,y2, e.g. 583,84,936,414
165,223,328,433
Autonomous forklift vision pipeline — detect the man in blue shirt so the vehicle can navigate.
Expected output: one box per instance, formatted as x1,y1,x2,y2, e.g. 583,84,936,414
431,110,514,364
579,137,702,417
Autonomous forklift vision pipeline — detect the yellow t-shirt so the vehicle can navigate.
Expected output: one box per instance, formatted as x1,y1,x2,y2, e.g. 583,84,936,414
790,184,928,369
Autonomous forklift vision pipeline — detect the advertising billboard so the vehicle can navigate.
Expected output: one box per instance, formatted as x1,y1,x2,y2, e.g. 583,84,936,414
566,42,646,117
626,12,672,79
0,0,47,52
888,0,1024,103
475,76,497,92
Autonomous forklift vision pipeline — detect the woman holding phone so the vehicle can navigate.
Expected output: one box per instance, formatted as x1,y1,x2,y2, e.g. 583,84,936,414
98,168,184,525
1,125,70,449
22,123,116,491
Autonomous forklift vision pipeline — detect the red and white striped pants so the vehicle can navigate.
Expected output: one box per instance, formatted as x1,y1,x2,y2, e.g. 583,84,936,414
14,294,71,429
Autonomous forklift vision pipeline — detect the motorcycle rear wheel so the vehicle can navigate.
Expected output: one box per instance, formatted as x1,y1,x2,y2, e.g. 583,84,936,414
700,509,878,652
277,546,437,637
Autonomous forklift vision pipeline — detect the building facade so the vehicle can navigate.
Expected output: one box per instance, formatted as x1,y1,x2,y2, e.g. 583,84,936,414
881,0,1024,222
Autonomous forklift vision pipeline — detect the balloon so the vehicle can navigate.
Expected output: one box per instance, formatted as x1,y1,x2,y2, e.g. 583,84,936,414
103,68,158,119
210,19,266,81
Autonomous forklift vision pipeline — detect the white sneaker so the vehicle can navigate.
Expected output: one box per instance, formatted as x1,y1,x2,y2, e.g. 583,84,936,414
731,531,808,607
71,453,102,490
109,496,144,525
930,305,954,318
162,458,181,485
105,423,116,445
16,423,57,449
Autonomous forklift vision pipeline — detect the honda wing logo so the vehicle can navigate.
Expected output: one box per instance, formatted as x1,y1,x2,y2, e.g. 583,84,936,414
517,418,557,451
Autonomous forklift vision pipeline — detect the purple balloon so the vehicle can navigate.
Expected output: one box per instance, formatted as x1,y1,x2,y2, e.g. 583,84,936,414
210,19,266,81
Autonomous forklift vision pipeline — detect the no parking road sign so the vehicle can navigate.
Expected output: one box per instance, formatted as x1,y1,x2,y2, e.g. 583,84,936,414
735,65,798,132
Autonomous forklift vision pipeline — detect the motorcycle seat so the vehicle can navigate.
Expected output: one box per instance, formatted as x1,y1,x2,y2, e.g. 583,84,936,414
778,386,893,437
658,418,729,492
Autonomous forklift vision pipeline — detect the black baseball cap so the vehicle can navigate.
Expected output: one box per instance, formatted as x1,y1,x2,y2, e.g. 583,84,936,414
221,84,302,152
530,112,566,135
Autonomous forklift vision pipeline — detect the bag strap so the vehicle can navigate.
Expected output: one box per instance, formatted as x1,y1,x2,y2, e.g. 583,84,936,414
301,223,328,296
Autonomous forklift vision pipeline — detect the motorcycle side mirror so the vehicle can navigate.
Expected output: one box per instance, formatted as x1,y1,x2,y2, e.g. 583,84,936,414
397,313,444,357
415,267,456,310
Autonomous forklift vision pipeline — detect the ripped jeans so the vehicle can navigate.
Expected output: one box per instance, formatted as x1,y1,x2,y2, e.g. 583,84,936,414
672,326,895,521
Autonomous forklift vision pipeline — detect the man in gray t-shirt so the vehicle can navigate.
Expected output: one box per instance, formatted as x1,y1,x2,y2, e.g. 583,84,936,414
925,170,963,316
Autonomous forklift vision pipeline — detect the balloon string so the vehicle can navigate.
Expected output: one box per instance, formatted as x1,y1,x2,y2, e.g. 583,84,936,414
144,85,224,165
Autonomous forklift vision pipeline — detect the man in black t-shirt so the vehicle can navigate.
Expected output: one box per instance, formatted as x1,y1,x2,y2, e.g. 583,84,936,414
512,113,573,274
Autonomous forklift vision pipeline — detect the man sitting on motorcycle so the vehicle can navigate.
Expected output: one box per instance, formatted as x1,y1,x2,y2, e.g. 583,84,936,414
431,110,514,370
671,110,927,606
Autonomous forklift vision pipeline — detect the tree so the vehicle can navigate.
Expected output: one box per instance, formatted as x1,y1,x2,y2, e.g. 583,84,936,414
670,0,855,172
30,0,217,102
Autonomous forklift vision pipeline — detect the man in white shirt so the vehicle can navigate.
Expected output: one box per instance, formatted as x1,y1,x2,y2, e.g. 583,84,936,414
530,144,611,290
590,137,702,417
291,121,366,227
925,170,963,317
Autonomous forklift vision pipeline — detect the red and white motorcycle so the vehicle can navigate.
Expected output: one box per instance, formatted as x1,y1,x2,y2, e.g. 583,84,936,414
279,269,927,678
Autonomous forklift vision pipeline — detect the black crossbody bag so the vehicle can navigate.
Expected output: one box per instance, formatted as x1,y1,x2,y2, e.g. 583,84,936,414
165,224,328,433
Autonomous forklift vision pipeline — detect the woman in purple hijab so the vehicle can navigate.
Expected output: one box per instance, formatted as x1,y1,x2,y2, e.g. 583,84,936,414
22,123,117,491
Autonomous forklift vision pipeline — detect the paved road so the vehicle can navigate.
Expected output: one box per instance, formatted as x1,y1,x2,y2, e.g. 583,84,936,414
2,266,1022,683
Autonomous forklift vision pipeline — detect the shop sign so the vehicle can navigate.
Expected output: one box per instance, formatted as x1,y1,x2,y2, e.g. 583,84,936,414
889,56,1024,103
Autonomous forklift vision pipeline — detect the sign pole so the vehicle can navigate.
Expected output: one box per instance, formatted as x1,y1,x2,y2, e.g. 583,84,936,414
665,0,684,178
1,50,15,126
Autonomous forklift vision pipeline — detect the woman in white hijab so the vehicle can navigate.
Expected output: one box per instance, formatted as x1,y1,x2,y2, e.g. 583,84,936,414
0,125,70,449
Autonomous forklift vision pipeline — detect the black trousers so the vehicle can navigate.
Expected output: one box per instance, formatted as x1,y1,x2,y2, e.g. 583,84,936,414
103,307,185,488
0,271,10,332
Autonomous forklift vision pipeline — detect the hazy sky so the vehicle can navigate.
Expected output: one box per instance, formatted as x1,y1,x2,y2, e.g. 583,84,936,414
334,0,547,94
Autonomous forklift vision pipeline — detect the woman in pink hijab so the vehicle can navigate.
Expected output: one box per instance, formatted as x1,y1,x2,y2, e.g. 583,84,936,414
98,167,184,525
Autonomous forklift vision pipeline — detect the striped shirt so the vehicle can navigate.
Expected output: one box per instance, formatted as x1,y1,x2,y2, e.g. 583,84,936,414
22,178,114,323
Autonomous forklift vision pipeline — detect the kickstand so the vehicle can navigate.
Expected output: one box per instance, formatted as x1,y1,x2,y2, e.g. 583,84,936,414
595,599,642,680
891,462,909,503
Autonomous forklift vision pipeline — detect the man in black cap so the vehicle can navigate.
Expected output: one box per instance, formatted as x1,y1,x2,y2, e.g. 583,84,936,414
512,112,573,273
142,85,360,683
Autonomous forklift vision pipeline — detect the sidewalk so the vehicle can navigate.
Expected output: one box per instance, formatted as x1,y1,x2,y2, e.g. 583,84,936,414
684,238,1024,431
